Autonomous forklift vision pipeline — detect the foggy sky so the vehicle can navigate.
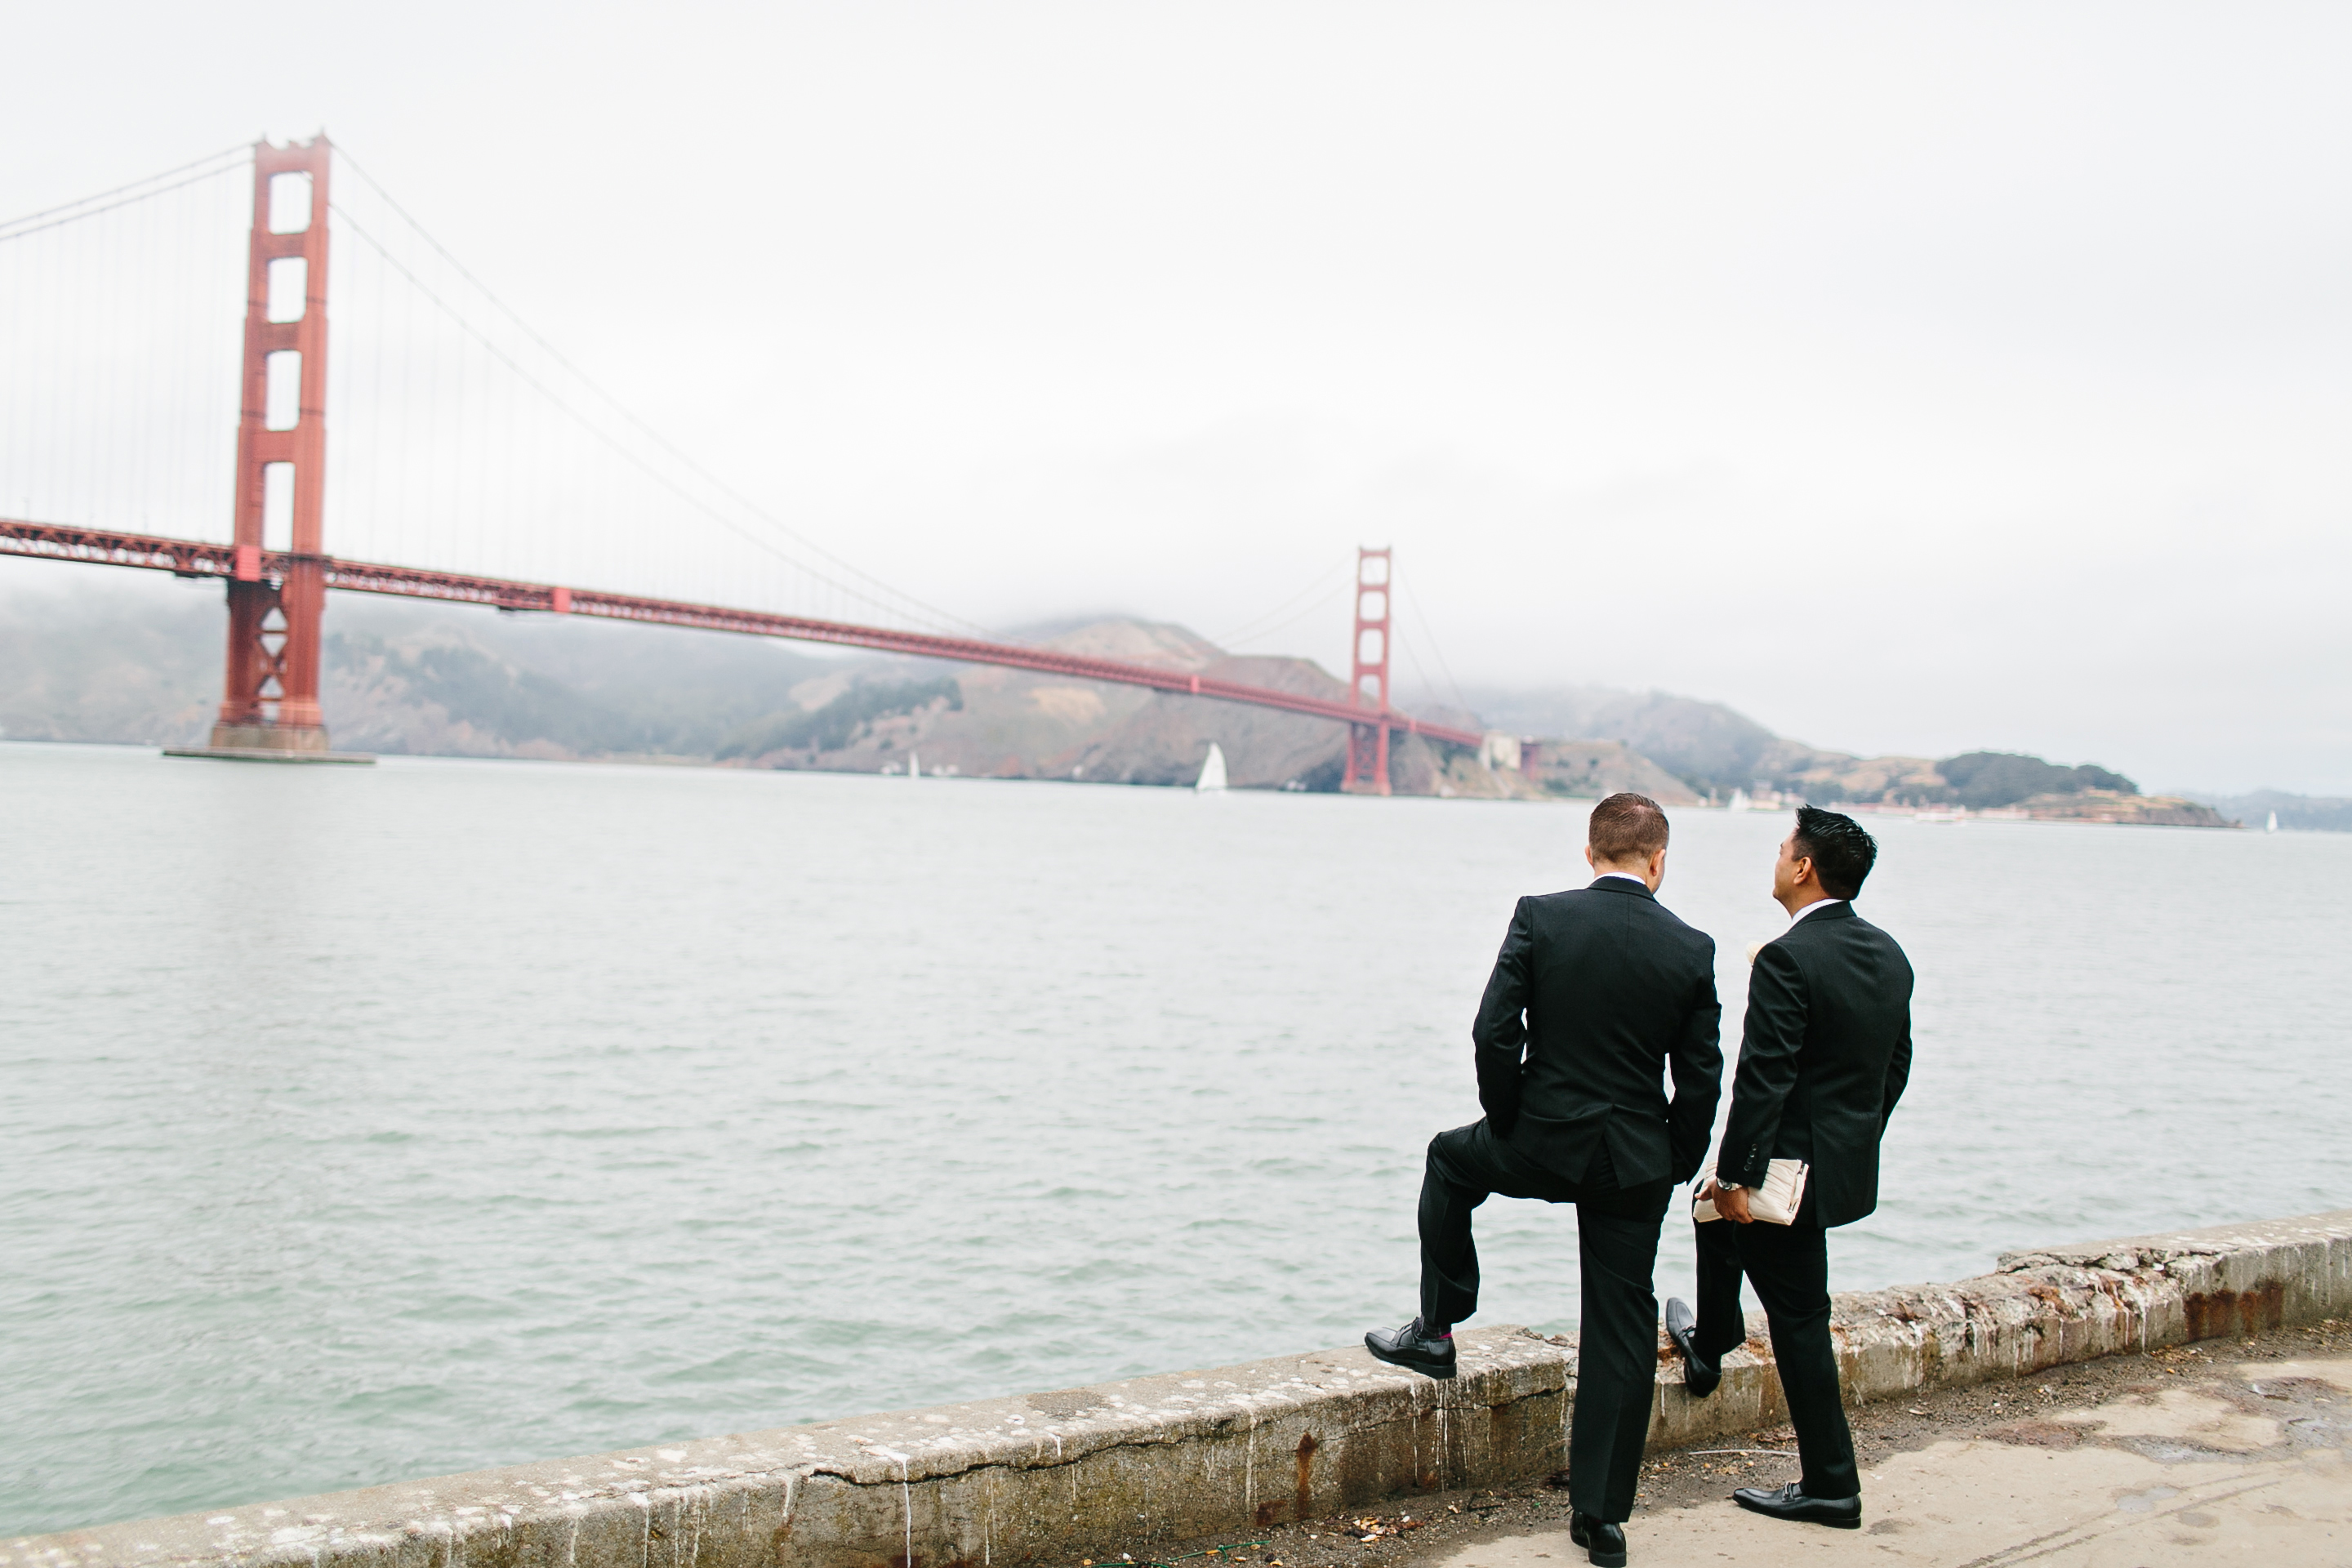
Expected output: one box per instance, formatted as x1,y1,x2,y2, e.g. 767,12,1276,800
5,2,2348,793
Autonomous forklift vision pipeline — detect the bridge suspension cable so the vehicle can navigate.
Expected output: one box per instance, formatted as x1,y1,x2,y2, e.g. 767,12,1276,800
1396,572,1472,716
327,147,1010,644
0,137,1017,641
0,146,251,542
1207,552,1355,651
0,136,1487,789
0,143,253,244
319,145,1007,640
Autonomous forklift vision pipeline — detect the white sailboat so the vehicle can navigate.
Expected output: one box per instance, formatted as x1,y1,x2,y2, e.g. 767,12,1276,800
908,751,920,780
2268,810,2279,833
1726,788,1752,812
1195,742,1228,794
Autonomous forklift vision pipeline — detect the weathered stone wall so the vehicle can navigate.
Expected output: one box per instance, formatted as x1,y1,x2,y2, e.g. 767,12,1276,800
1650,1208,2351,1450
12,1210,2348,1568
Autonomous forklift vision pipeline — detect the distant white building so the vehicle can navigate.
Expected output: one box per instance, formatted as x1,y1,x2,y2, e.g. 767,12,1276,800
1480,731,1522,772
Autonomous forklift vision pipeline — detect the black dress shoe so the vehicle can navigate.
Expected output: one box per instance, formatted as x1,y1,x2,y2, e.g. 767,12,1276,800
1664,1298,1719,1398
1731,1482,1860,1529
1364,1316,1456,1379
1569,1511,1627,1566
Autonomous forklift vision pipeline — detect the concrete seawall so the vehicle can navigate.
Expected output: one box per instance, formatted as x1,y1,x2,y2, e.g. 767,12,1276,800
12,1210,2349,1568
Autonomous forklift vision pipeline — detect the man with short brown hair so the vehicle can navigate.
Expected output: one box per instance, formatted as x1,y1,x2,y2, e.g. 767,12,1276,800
1365,793,1722,1567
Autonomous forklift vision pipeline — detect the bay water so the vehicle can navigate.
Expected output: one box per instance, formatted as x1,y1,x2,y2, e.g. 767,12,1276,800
3,741,2347,1535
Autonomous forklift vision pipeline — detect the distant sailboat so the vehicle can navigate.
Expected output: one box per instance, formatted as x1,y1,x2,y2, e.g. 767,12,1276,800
1726,788,1752,812
2267,810,2279,833
1196,742,1228,794
909,752,920,780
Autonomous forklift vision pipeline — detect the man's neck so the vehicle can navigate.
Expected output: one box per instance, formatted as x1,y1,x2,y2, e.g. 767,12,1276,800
1778,889,1841,919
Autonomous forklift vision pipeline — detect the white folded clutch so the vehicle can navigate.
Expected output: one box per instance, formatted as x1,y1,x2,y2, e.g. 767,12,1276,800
1691,1159,1810,1226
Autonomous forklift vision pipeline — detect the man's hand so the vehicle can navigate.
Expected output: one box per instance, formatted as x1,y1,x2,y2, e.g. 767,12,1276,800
1704,1178,1754,1224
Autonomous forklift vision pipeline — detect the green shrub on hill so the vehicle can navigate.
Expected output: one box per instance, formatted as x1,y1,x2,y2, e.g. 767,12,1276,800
718,677,963,760
1934,751,2136,808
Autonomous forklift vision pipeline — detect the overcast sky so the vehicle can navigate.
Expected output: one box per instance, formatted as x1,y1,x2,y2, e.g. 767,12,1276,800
5,2,2348,793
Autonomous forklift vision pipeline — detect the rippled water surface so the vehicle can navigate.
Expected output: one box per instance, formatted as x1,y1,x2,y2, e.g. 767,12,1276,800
4,741,2349,1534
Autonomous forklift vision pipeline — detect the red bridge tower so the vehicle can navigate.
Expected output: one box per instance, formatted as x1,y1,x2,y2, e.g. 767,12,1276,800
1341,546,1392,795
201,136,345,759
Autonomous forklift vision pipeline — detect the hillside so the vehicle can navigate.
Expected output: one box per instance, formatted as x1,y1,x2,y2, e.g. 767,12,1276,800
0,580,835,759
0,579,223,747
1446,681,2237,826
1453,684,1798,795
0,582,1526,795
711,623,1540,798
2186,790,2352,834
0,575,2297,822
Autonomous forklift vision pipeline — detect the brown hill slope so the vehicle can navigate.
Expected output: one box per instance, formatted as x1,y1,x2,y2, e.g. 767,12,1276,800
0,580,1735,802
719,622,1528,796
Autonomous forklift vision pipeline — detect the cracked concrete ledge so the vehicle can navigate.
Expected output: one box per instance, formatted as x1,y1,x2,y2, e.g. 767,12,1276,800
10,1209,2348,1568
1650,1208,2352,1452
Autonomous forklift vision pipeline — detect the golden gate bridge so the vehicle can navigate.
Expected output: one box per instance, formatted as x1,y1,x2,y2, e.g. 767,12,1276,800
0,136,1484,793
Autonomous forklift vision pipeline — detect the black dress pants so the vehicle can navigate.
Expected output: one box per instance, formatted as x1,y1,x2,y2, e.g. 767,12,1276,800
1419,1119,1671,1523
1690,1204,1860,1499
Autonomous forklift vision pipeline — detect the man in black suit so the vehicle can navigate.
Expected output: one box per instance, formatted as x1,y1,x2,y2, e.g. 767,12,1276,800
1665,806,1913,1531
1365,793,1722,1568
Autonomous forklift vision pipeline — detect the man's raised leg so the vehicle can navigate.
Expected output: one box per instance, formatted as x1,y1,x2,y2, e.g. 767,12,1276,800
1366,1123,1498,1379
1369,1122,1559,1382
1417,1124,1494,1332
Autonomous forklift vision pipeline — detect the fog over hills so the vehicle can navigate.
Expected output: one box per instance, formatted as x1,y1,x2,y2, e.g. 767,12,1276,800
0,578,1672,800
2184,791,2352,835
1428,684,2237,826
1441,684,1819,799
0,577,834,759
0,572,2333,826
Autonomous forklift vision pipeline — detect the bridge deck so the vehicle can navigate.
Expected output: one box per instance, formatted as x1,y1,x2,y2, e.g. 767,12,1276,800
0,519,1487,751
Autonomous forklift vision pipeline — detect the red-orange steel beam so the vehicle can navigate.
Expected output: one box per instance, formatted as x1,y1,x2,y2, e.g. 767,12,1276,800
0,519,1488,753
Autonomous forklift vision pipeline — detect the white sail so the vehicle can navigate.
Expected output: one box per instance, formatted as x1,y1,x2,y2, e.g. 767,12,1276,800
1726,788,1752,812
1195,742,1228,793
2268,811,2278,833
909,752,920,780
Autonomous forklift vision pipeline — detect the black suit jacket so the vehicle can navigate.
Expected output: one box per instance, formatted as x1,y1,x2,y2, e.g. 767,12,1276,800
1471,878,1723,1187
1716,902,1914,1228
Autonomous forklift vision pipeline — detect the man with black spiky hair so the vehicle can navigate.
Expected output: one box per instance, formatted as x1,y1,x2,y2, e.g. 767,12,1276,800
1666,805,1913,1534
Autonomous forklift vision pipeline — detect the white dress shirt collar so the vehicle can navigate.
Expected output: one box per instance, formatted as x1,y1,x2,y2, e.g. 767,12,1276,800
1789,897,1849,925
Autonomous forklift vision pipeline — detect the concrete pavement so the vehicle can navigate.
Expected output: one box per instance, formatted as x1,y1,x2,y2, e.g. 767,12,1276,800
1428,1356,2351,1566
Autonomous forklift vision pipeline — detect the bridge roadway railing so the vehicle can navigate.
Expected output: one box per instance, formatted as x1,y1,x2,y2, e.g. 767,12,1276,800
0,519,1488,752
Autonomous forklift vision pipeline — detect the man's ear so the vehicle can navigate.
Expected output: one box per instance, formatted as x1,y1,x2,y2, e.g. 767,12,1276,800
1584,844,1598,872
